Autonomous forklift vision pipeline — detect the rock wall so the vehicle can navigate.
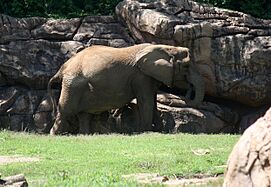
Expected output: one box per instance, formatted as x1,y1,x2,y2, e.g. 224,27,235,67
116,0,271,107
0,0,270,133
0,14,134,132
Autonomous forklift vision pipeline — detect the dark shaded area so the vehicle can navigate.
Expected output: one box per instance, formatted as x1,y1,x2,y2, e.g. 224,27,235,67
0,0,270,19
194,0,271,19
0,0,122,18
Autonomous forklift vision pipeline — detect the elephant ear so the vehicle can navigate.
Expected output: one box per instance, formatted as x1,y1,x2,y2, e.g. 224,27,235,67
136,46,174,86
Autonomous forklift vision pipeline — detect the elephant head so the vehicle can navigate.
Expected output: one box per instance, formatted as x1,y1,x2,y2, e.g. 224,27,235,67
136,45,204,106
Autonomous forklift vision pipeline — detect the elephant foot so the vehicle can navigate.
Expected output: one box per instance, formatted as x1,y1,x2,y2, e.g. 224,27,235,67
142,124,155,132
50,128,56,135
50,125,63,135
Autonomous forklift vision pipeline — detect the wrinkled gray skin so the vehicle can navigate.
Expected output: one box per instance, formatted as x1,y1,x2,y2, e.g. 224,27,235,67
48,44,204,135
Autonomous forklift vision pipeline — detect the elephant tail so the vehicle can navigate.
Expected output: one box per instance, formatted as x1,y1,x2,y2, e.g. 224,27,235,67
47,67,63,119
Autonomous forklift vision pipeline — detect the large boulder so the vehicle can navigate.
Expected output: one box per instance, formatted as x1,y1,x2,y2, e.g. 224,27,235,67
224,107,271,187
156,93,238,133
116,0,271,107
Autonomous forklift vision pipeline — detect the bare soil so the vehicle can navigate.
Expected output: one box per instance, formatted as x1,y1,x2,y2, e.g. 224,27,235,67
0,156,40,165
123,173,224,186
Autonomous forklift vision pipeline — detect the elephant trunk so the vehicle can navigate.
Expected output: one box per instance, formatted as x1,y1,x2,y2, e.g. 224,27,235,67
186,64,205,106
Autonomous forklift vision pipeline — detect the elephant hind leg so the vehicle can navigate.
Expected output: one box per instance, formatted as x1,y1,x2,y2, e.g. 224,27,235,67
50,110,71,135
50,77,86,135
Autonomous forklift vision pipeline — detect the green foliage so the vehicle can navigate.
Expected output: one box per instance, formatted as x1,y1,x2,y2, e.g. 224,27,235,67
241,0,271,19
0,0,270,19
0,0,122,18
0,131,239,186
194,0,271,19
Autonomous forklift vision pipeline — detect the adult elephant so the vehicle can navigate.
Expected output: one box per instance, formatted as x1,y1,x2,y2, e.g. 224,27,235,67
48,43,204,135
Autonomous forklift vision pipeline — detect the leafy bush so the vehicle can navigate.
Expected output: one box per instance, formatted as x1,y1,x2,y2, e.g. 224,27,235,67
0,0,122,18
0,0,270,19
194,0,271,19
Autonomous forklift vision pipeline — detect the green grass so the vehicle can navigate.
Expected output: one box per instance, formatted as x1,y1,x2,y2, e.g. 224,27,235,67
0,131,239,186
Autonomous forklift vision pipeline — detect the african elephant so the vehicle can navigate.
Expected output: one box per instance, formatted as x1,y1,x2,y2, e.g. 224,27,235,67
48,43,204,135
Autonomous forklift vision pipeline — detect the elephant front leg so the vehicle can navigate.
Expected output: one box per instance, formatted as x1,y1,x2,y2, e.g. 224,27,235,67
137,93,156,132
152,105,163,132
78,112,91,134
185,83,193,100
133,74,159,132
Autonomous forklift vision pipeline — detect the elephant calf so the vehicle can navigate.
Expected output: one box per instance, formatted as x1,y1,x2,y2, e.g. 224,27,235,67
48,43,204,135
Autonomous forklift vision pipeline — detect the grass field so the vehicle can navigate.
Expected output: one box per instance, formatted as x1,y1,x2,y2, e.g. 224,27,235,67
0,131,239,186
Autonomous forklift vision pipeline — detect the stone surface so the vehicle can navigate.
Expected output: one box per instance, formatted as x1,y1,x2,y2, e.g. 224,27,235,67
0,14,134,132
116,0,271,107
0,86,47,131
0,40,82,89
224,107,271,187
156,93,238,133
74,16,134,47
32,18,81,40
0,2,270,134
0,14,46,44
0,14,134,90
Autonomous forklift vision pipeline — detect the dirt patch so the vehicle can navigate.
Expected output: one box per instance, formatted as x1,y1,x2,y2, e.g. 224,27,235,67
123,173,224,186
0,156,40,165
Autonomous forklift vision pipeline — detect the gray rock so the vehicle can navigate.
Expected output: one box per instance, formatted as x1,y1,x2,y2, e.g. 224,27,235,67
116,0,271,107
31,18,81,40
224,107,271,187
0,40,83,89
73,16,134,47
33,94,55,133
156,93,238,133
0,14,46,44
0,87,45,131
